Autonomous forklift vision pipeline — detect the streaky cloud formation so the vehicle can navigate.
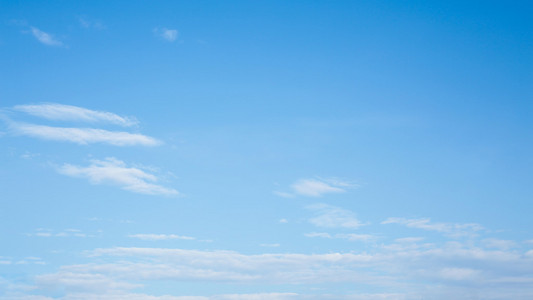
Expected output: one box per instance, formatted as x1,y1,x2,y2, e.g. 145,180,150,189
275,178,357,198
30,27,63,46
382,217,484,237
128,234,195,241
21,242,533,300
14,103,138,126
305,232,376,242
57,158,178,196
11,123,160,146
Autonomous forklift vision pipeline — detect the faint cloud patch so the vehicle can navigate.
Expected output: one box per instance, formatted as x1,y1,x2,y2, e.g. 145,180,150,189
154,27,178,42
305,232,375,242
79,17,106,30
307,203,364,229
260,243,280,248
382,217,484,238
27,228,96,238
30,27,63,46
128,234,195,241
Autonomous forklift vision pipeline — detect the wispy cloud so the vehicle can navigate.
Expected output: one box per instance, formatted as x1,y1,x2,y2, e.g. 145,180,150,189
30,27,63,46
292,179,346,197
79,17,105,30
307,203,364,229
260,243,280,248
9,226,533,300
382,217,484,237
27,228,94,238
275,178,357,198
10,123,160,146
154,28,178,42
305,232,375,242
14,103,137,126
38,243,533,295
5,104,159,146
128,234,195,241
482,238,516,250
58,158,178,196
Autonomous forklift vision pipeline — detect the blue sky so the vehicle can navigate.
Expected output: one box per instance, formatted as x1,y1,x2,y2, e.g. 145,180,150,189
1,1,532,299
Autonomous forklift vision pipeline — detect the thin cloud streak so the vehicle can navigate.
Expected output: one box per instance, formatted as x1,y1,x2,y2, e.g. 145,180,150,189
10,123,160,146
14,103,138,126
275,178,357,198
382,217,484,237
58,158,178,196
128,234,195,241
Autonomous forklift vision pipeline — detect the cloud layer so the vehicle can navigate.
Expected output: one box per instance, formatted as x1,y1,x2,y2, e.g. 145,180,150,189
14,241,533,300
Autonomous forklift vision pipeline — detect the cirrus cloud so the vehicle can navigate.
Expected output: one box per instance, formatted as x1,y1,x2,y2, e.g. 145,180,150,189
57,158,178,196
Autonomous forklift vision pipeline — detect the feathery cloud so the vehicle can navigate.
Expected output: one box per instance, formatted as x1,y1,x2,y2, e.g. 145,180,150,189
10,123,160,146
30,27,63,46
57,158,178,196
14,103,137,126
275,178,357,198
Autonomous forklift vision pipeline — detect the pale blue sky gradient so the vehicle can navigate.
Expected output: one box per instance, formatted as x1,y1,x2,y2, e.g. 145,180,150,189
1,1,532,299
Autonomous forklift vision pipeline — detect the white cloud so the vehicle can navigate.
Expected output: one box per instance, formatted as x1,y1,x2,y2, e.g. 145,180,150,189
154,28,178,42
57,158,178,196
30,27,63,46
304,232,332,238
381,217,483,237
10,123,160,146
275,178,357,198
307,203,364,229
14,104,137,127
8,235,533,300
291,179,346,197
128,234,195,241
